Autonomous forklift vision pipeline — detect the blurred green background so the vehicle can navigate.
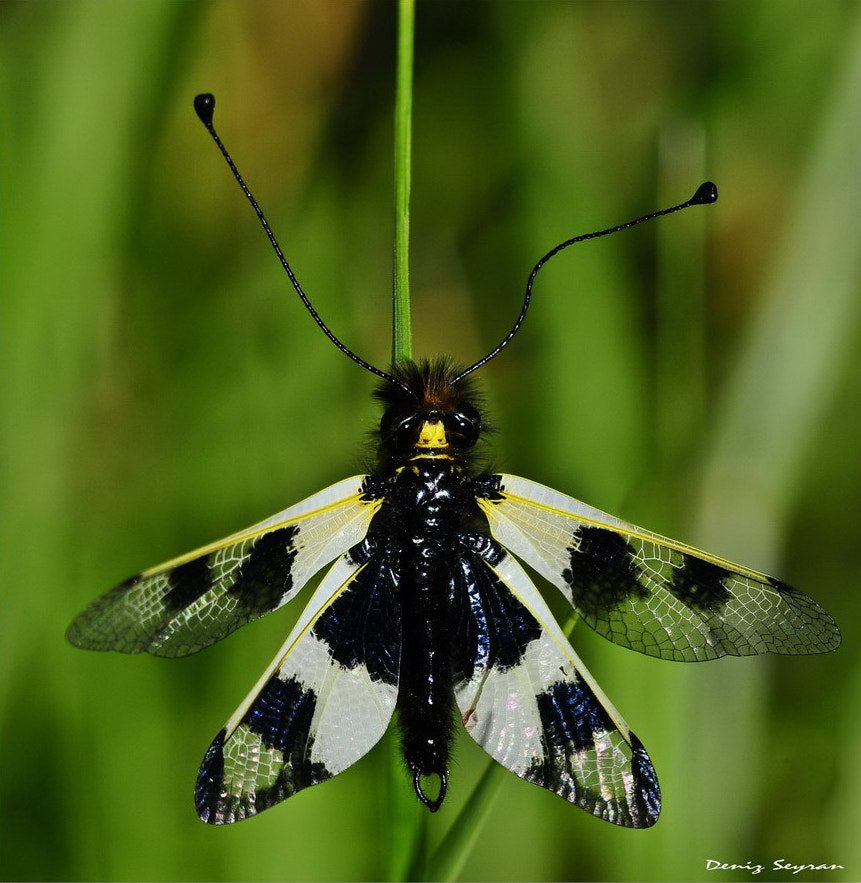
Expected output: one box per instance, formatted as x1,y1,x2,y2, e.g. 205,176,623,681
2,2,859,881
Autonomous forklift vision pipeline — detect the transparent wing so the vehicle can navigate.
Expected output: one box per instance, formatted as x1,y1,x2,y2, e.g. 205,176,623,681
67,476,382,657
196,538,400,823
477,474,840,662
452,534,659,828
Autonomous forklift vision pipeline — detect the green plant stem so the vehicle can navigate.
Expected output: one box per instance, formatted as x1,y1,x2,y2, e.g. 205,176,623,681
385,2,421,880
392,0,414,364
425,761,506,882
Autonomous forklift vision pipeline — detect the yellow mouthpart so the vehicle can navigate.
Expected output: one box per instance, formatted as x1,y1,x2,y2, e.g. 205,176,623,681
416,421,448,449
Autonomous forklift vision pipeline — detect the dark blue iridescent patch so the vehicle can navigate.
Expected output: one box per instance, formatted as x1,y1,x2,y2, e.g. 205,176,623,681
244,674,316,753
453,540,541,677
629,733,661,827
195,729,227,822
536,677,616,754
310,555,401,686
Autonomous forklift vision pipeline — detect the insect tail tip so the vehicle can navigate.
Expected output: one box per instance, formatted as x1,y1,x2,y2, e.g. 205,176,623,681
414,770,448,813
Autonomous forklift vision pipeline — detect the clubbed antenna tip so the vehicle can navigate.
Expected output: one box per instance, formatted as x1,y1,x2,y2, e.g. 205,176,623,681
193,93,215,127
690,181,718,205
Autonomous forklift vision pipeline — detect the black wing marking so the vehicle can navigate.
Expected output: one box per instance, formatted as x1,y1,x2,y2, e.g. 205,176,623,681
67,476,381,657
478,474,840,662
452,534,660,828
196,538,401,823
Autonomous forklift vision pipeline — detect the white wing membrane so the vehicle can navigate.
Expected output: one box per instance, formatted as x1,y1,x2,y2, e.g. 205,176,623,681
478,474,840,661
453,540,659,827
67,476,381,656
196,546,400,823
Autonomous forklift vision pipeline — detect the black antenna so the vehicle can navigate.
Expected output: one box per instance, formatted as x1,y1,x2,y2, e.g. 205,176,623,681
193,93,412,395
452,181,718,383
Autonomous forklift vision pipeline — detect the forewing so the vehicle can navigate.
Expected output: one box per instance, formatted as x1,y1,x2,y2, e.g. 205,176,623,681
196,538,400,823
452,535,660,828
67,476,382,657
478,474,840,662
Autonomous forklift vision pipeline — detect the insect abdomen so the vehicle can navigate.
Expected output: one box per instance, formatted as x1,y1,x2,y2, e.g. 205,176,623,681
398,540,457,811
389,461,466,811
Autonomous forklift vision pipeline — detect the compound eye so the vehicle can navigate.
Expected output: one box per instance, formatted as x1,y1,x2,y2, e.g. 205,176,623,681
449,410,480,448
380,410,421,453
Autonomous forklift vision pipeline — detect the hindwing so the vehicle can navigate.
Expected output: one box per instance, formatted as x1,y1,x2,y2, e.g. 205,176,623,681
67,477,381,657
452,534,659,828
478,475,840,662
196,538,400,823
